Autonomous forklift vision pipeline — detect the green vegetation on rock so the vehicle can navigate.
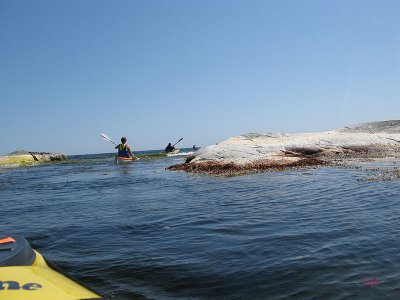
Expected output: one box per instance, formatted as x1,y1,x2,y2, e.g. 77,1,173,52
0,151,67,168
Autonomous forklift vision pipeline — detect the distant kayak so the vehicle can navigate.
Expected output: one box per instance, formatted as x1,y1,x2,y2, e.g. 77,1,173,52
115,156,137,164
138,149,180,159
165,149,180,155
0,235,102,300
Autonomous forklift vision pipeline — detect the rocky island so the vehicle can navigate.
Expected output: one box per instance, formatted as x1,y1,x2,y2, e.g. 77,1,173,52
0,150,67,168
168,120,400,176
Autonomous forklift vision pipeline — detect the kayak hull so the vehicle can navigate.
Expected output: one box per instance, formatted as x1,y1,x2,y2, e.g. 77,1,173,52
165,149,180,155
137,149,180,159
0,235,102,300
115,156,137,163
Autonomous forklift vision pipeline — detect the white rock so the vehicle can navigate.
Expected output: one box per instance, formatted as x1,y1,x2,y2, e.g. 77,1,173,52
191,120,400,164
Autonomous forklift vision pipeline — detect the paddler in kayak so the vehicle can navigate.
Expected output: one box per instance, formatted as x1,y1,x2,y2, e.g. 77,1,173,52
165,142,175,153
116,137,133,158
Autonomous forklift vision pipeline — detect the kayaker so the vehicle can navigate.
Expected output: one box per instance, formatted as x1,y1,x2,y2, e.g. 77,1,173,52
116,137,133,158
165,143,175,153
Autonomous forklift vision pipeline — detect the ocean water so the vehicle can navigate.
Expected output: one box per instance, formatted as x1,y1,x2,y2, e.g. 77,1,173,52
1,150,399,299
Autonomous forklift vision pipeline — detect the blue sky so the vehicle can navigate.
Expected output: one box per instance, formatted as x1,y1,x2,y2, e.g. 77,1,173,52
1,0,399,155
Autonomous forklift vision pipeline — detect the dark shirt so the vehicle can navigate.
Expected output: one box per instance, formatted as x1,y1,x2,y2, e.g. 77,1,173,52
165,145,175,153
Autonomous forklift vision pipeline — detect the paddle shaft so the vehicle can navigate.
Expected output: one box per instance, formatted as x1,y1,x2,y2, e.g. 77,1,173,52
173,138,183,147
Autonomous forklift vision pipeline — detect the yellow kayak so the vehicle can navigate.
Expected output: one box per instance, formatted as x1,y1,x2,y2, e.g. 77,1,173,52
115,155,138,163
0,235,102,300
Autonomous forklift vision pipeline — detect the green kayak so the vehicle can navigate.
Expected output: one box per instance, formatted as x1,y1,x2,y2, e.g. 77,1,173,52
137,149,180,159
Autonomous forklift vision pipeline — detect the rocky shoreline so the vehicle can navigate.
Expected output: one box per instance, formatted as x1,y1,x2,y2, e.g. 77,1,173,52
0,150,67,167
168,120,400,176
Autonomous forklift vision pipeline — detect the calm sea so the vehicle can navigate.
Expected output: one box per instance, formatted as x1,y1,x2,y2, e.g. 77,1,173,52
1,150,399,299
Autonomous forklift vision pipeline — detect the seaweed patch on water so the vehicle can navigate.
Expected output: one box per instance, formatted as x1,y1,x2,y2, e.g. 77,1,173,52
357,167,400,182
167,157,327,177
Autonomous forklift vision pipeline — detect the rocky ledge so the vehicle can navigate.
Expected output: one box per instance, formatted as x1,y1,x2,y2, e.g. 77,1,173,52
0,150,67,167
168,120,400,176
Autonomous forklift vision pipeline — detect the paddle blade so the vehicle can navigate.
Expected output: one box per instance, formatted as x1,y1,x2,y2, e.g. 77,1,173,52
100,133,117,145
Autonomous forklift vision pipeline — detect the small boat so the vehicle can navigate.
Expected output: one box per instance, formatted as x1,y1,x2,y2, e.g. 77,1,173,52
165,149,180,156
115,155,137,163
136,149,180,159
0,235,102,300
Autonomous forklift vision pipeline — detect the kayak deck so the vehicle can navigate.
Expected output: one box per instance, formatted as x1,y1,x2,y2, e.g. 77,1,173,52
0,235,102,300
137,149,180,159
165,149,180,155
115,156,137,163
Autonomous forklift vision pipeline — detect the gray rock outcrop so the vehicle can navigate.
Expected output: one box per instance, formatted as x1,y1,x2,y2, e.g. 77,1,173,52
168,120,400,175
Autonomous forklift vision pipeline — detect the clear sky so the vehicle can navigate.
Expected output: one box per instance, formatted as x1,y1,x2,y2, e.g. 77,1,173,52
1,0,399,155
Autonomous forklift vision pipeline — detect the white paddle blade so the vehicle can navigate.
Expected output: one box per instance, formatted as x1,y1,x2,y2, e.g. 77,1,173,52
100,133,110,140
100,133,117,145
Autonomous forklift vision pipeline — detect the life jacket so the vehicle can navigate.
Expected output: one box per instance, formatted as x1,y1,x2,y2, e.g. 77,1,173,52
118,144,130,157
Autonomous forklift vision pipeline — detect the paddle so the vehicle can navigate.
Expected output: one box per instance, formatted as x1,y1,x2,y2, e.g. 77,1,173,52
172,138,183,147
100,133,117,146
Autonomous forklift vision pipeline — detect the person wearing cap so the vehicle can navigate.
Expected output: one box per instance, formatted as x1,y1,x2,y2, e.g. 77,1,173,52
116,137,133,158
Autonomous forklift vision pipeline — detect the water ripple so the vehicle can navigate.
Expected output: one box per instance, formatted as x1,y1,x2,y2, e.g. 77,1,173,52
1,155,399,299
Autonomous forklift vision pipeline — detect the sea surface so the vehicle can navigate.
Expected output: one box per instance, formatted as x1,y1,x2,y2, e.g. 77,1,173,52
1,150,399,299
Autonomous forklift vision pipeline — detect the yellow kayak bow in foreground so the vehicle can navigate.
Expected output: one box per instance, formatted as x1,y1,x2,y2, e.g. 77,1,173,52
0,235,103,300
